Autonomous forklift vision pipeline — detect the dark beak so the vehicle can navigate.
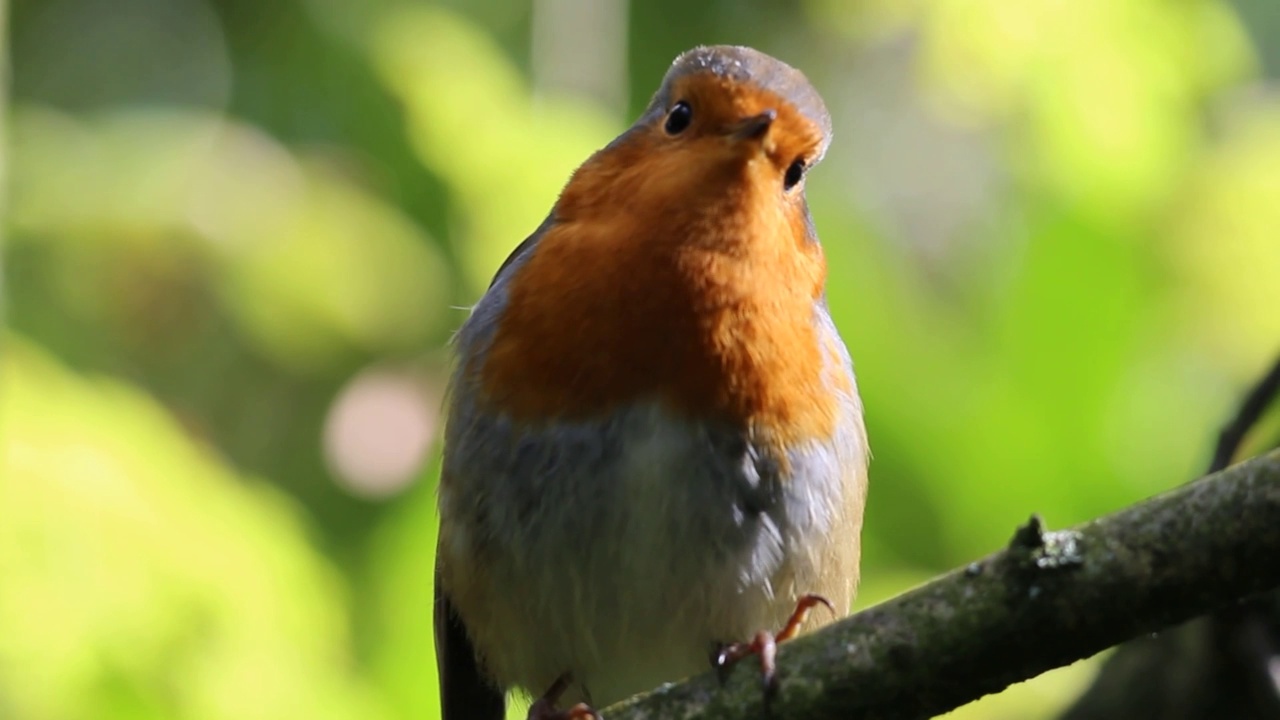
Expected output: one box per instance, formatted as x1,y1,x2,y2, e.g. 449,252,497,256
728,109,776,142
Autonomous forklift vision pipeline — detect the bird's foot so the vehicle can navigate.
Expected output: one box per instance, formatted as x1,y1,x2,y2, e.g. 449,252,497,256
710,594,835,705
526,673,601,720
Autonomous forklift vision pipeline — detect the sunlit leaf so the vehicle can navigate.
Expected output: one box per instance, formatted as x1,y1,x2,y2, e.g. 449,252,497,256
10,107,450,372
370,4,619,292
0,335,389,720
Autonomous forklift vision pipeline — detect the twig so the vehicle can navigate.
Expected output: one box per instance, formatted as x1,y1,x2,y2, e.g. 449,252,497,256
1210,354,1280,473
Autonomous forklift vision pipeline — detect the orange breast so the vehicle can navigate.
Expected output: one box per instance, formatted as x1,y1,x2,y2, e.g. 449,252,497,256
477,163,840,447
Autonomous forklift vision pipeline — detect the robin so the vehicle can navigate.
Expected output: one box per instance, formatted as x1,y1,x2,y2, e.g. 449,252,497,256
434,44,869,720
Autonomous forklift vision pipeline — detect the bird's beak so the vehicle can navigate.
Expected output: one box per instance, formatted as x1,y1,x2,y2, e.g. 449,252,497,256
727,109,777,142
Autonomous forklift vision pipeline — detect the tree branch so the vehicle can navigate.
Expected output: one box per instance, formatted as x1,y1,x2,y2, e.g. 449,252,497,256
1057,353,1280,719
602,450,1280,720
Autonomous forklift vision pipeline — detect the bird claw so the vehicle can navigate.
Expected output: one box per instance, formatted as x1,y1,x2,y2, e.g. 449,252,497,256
526,673,602,720
709,594,836,706
527,701,600,720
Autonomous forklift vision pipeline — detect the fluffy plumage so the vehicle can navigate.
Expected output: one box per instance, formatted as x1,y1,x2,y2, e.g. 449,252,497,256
435,44,869,718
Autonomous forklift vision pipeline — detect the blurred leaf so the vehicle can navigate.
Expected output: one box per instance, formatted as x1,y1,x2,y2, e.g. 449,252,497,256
916,0,1253,225
364,459,443,720
370,4,620,291
10,106,450,373
1167,96,1280,369
940,658,1104,720
0,334,388,720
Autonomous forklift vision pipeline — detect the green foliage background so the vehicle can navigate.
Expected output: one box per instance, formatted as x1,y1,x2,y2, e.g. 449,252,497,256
3,0,1279,718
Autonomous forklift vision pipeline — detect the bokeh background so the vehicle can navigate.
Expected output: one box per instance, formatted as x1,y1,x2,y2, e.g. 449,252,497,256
3,0,1280,718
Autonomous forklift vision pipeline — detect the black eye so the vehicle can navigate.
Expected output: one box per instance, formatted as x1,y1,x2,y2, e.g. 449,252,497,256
665,101,692,135
784,158,806,190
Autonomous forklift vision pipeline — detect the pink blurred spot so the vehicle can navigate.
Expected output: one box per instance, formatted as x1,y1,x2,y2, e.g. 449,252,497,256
323,367,440,499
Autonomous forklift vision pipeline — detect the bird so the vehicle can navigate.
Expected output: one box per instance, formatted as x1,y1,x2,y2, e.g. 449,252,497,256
434,44,869,720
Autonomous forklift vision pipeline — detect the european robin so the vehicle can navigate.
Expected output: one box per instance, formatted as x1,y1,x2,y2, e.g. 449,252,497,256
434,45,869,719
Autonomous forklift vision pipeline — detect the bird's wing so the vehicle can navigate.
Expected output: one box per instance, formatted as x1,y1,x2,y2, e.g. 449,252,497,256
435,544,505,720
487,213,556,289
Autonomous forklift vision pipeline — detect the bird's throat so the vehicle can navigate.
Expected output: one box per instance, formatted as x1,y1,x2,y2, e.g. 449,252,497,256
478,204,840,445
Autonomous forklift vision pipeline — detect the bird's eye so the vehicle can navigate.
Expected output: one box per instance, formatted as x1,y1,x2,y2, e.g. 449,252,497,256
665,101,693,135
784,158,806,191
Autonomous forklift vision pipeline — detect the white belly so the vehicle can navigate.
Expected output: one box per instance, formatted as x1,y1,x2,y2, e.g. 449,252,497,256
437,400,865,708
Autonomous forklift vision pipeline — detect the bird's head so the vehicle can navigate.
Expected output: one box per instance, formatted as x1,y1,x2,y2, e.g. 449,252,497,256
557,45,832,228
